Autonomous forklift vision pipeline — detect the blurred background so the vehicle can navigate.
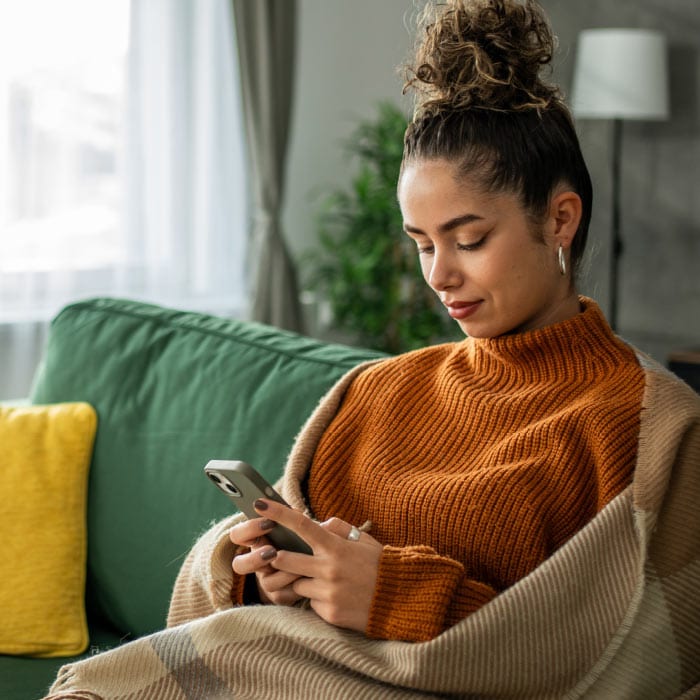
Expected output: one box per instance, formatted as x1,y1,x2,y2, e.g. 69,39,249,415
1,0,698,399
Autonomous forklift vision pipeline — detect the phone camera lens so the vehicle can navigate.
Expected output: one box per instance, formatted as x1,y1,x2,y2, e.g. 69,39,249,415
225,482,241,497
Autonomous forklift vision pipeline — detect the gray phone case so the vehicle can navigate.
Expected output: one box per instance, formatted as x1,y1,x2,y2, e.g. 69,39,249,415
204,459,312,555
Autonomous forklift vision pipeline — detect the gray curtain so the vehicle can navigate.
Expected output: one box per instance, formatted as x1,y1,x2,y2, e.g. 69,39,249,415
232,0,304,333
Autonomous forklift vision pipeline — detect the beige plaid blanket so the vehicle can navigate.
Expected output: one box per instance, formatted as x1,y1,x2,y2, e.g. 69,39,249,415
44,356,700,699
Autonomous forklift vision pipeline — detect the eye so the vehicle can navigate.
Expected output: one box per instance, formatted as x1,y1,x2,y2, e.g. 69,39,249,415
416,243,434,255
457,236,486,252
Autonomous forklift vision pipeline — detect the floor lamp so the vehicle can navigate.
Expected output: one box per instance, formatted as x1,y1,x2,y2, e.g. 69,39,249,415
571,29,669,331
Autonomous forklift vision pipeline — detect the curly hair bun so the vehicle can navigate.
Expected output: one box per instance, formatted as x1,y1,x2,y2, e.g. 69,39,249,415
405,0,562,117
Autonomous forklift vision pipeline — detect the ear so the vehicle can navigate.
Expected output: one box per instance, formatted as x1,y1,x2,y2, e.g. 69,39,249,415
548,190,582,250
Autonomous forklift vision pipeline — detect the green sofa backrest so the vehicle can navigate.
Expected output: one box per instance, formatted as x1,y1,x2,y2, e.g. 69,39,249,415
30,298,385,640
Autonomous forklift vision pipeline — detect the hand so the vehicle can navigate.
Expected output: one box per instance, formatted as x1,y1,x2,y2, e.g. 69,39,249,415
229,517,303,606
252,499,383,634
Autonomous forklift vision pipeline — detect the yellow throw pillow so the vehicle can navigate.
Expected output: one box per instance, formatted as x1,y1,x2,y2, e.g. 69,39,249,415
0,402,97,657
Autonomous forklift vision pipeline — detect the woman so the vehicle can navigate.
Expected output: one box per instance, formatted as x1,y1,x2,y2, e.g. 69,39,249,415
220,0,644,644
46,1,699,697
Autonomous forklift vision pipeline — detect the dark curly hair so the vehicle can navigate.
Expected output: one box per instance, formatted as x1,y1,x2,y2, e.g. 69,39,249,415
402,0,592,274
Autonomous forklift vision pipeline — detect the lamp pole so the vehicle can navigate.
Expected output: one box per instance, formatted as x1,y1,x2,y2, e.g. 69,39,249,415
571,28,669,334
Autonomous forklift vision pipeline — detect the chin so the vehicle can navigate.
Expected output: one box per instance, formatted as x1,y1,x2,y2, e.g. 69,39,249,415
457,313,527,339
457,319,498,339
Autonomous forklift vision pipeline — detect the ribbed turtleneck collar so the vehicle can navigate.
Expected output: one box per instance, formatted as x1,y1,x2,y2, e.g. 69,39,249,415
463,297,634,386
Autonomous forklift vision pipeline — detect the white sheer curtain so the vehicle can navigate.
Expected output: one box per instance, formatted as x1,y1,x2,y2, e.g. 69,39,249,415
124,0,247,312
0,0,248,399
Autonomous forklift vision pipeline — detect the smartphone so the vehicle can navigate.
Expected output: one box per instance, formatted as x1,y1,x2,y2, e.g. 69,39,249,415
204,459,312,555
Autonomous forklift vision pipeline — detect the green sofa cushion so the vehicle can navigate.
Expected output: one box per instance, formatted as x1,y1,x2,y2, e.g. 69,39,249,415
30,298,385,640
0,615,126,700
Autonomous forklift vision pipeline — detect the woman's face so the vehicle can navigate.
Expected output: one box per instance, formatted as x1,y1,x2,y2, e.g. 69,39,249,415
397,158,579,338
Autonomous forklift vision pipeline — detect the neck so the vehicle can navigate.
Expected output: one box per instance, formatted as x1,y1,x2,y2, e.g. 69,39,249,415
506,290,581,336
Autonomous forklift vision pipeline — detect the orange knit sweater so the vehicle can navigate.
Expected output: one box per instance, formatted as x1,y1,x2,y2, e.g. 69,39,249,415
306,298,645,642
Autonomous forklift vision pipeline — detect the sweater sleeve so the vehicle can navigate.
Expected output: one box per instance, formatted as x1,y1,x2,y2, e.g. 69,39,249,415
366,545,498,642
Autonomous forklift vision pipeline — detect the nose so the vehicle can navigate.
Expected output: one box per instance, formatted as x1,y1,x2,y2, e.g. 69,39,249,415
426,248,461,292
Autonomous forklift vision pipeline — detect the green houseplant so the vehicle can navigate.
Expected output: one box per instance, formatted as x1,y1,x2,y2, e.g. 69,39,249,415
305,102,459,354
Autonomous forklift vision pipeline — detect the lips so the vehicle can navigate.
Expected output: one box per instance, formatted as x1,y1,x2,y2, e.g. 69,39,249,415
444,300,483,320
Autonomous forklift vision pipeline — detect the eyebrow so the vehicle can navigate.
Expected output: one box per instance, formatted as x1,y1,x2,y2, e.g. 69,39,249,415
403,213,485,236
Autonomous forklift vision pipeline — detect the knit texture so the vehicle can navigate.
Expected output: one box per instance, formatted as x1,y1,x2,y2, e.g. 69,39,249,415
307,298,645,641
44,340,700,699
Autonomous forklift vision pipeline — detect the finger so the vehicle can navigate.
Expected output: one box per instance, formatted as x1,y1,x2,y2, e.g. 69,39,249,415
319,517,359,541
254,499,335,551
232,546,278,575
269,549,319,578
258,568,301,594
261,583,303,607
291,576,320,603
229,517,276,547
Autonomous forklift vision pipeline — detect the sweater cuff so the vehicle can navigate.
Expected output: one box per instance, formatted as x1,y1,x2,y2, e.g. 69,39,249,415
231,571,248,606
366,545,465,642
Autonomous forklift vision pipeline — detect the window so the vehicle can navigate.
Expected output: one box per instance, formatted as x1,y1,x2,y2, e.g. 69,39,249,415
0,0,247,322
0,2,128,317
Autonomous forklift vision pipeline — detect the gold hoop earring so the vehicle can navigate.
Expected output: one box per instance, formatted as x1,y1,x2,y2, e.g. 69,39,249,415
558,245,567,276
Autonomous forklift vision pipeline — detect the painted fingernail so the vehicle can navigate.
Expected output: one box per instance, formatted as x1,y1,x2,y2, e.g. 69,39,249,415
259,519,275,530
260,547,277,561
254,499,268,511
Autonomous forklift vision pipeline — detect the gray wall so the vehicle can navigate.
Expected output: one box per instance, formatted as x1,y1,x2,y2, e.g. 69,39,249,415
284,0,414,260
286,0,700,364
542,0,700,362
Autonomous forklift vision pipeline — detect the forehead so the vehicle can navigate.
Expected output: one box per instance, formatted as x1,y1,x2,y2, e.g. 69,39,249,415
398,159,518,219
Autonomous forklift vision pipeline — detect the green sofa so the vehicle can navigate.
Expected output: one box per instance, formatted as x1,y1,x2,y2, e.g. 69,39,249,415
1,297,385,700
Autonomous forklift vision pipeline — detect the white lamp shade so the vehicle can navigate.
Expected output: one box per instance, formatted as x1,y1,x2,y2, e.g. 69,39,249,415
572,29,669,120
